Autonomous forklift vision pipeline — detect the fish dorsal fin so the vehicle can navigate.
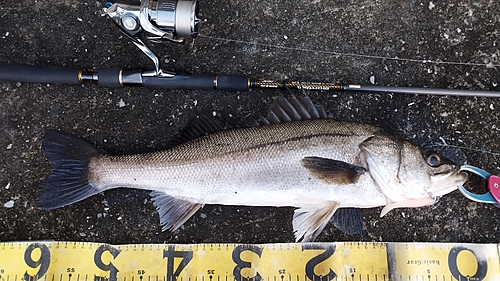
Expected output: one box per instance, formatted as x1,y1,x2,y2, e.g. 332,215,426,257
150,191,203,231
257,95,330,125
293,200,340,242
301,157,366,185
168,116,230,146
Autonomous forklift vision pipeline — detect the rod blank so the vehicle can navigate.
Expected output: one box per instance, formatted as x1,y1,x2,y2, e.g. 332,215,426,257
0,63,498,97
342,84,500,98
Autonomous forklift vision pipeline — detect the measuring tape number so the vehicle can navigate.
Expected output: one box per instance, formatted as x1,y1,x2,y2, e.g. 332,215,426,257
0,242,498,281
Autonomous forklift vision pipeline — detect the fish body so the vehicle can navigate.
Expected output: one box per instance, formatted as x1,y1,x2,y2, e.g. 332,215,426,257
90,120,386,207
39,96,467,241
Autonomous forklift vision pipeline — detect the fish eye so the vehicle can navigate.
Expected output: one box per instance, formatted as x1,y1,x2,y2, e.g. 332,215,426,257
426,153,441,167
421,148,457,167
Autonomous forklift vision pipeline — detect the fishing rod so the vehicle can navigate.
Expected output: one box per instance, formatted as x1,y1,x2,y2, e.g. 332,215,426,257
3,64,498,97
0,0,498,98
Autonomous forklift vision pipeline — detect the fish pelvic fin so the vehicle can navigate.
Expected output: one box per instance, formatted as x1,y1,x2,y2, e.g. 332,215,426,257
38,130,101,210
301,157,366,185
151,191,203,232
293,201,339,242
380,196,436,217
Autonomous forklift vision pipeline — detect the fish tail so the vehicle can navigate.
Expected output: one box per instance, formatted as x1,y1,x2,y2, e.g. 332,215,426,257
38,130,101,210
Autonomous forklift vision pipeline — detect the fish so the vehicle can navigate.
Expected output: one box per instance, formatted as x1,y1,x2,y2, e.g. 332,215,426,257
38,95,467,241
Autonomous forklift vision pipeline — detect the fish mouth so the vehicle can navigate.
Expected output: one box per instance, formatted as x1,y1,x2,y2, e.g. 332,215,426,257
427,168,468,197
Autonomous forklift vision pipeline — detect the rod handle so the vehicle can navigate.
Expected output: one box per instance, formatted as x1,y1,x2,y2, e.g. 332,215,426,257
97,68,122,87
217,75,250,91
142,73,249,91
0,64,82,84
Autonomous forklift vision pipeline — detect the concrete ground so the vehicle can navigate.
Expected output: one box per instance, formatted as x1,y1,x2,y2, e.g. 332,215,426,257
0,0,499,244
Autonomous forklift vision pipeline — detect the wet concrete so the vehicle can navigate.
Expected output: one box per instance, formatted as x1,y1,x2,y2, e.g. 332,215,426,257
0,0,499,244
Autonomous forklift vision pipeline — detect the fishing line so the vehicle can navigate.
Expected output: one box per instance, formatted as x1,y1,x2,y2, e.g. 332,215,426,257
432,143,500,157
430,136,500,157
196,34,500,68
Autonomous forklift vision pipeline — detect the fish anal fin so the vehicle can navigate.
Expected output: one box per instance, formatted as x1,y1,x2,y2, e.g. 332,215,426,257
150,191,203,232
302,157,366,185
293,201,340,242
380,197,436,217
329,208,364,236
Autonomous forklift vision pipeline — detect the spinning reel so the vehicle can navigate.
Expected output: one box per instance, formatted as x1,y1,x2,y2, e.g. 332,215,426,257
103,0,200,76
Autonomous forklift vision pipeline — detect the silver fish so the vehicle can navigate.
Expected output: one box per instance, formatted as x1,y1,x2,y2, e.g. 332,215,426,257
39,95,467,241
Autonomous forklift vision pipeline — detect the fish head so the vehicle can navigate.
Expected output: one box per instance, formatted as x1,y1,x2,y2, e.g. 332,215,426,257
360,135,467,204
398,143,467,198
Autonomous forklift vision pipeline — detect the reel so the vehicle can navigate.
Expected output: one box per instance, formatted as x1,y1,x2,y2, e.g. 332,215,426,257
103,0,200,76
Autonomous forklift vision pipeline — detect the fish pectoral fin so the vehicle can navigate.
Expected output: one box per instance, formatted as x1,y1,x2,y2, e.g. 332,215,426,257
380,196,436,217
150,191,203,232
293,201,340,242
329,208,364,236
302,157,366,185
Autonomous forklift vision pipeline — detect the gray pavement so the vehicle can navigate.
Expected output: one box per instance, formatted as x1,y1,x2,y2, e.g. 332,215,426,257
0,0,499,244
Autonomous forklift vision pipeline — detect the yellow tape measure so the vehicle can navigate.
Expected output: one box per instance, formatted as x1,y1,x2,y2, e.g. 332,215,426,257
0,242,499,281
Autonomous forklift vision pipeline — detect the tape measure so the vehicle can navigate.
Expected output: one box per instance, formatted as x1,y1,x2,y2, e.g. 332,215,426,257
0,242,499,281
